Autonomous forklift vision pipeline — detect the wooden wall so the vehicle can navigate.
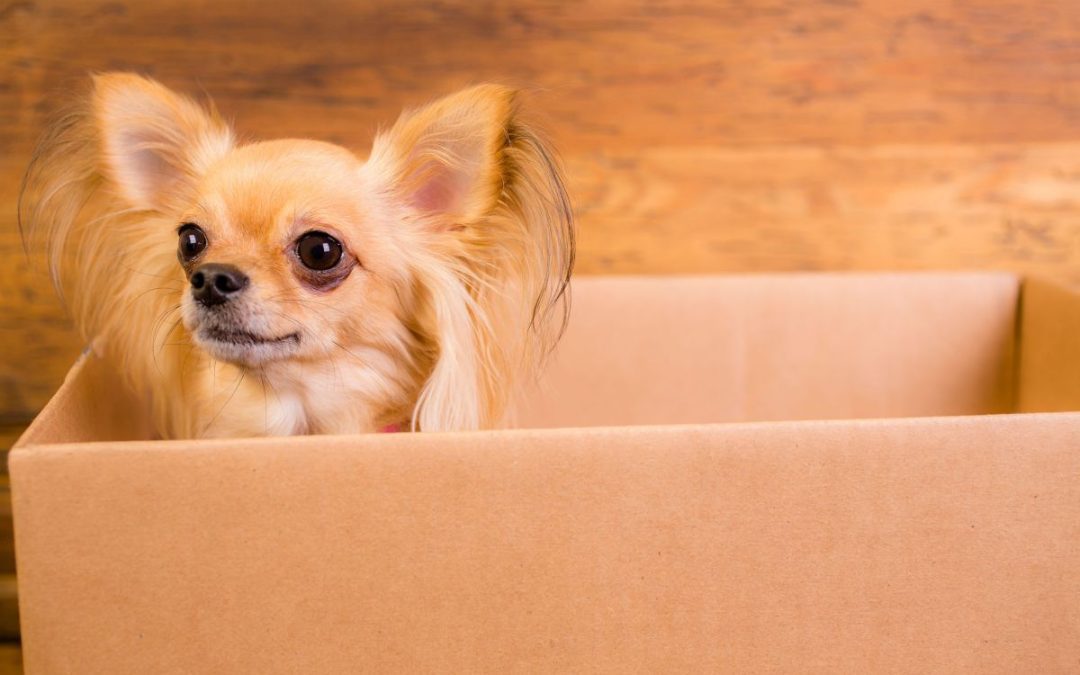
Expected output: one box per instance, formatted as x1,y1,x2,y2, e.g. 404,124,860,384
2,0,1080,422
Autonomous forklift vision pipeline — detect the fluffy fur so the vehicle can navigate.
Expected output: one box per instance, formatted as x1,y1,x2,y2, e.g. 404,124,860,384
20,74,574,437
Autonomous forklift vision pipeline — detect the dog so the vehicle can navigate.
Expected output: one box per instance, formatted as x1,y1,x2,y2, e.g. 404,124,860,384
20,74,574,438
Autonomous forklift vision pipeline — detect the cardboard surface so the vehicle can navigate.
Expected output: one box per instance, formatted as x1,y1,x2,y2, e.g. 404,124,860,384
1017,277,1080,412
16,352,151,447
12,417,1080,673
516,274,1020,427
11,273,1080,673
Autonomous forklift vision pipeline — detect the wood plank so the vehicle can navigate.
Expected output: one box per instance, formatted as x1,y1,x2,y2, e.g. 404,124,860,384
0,645,20,675
0,425,27,466
0,480,13,578
3,0,1078,150
0,577,16,642
0,426,26,579
568,143,1080,277
0,426,24,643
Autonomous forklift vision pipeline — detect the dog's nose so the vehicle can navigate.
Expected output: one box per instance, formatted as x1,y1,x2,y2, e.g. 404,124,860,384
190,263,249,307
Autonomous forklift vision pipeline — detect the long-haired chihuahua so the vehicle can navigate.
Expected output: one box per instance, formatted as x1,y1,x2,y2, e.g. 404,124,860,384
20,74,574,438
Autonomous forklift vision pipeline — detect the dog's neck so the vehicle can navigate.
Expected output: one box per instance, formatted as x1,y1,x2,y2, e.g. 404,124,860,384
154,339,416,438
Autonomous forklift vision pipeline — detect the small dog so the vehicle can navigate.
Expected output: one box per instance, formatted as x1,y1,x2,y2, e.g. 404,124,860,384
20,74,574,438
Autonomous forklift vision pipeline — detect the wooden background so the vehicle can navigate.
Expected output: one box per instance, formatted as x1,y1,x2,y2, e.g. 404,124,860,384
1,0,1079,668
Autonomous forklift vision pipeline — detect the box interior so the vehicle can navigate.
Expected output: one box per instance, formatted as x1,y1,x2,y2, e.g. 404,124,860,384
18,272,1080,447
516,273,1024,427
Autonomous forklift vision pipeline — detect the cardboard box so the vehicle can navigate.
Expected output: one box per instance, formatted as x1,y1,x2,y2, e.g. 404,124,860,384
12,273,1080,673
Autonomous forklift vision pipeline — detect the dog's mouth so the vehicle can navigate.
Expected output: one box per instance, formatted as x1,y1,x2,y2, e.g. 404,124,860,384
193,323,302,366
201,326,300,347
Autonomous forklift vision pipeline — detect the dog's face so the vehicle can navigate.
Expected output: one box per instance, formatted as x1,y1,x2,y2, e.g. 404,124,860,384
88,72,519,379
23,72,573,433
173,141,408,368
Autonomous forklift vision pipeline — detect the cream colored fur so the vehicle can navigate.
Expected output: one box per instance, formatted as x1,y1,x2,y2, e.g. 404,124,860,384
20,74,574,437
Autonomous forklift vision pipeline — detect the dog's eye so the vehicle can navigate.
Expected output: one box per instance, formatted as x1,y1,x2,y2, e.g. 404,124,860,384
178,223,208,262
296,231,343,271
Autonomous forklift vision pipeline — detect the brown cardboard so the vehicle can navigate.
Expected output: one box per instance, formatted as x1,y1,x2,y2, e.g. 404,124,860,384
515,274,1020,427
15,351,152,447
12,273,1080,673
1018,277,1080,412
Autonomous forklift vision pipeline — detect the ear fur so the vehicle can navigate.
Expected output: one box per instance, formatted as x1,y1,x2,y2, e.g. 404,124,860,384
367,85,575,431
19,73,233,416
93,73,233,212
369,84,512,224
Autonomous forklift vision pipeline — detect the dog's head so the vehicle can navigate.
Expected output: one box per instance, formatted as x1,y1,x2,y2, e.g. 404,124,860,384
24,74,574,432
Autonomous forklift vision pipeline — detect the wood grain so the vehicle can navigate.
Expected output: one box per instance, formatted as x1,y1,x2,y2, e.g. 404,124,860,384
0,473,13,578
0,645,19,675
570,143,1080,275
0,577,16,642
2,0,1080,418
6,0,1078,148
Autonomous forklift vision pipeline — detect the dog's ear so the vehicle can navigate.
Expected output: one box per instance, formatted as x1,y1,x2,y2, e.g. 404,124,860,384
367,83,513,227
367,85,574,432
92,73,233,212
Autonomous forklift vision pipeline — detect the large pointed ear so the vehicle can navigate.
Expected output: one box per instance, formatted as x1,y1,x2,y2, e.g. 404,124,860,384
367,84,515,226
92,73,233,212
367,85,575,432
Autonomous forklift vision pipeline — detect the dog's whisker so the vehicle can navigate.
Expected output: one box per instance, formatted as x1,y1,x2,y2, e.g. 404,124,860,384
269,309,346,392
201,368,246,438
121,265,183,282
129,285,184,303
149,306,183,376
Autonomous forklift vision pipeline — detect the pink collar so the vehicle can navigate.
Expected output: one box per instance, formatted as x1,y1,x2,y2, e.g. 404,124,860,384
379,423,403,433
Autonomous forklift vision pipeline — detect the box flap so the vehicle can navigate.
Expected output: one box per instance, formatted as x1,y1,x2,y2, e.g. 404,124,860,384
15,351,153,448
1017,277,1080,412
20,274,1024,445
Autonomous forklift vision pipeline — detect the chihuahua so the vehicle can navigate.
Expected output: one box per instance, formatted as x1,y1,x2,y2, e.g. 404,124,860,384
20,74,574,438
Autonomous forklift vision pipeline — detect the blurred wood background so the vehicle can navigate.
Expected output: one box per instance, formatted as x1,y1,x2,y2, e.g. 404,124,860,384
0,0,1078,669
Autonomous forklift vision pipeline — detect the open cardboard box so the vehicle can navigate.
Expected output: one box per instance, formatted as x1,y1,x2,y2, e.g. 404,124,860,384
12,273,1080,672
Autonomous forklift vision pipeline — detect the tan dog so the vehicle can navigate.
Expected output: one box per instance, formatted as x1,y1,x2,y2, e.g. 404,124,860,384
20,74,574,438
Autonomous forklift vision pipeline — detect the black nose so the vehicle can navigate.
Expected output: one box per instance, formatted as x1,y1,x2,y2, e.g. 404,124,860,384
190,263,249,307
